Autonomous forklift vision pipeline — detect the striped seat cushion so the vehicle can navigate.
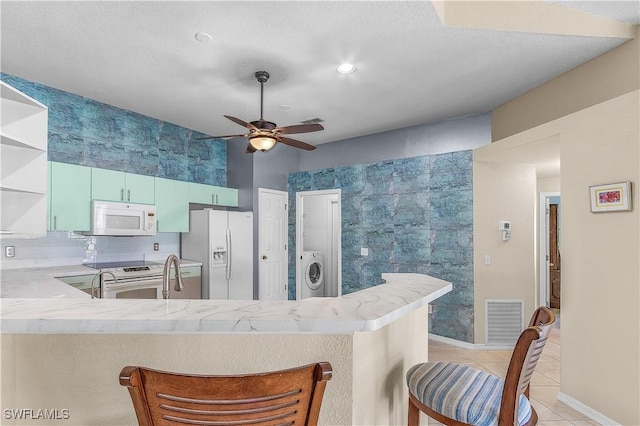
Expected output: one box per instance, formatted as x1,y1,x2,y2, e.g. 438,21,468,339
406,362,532,426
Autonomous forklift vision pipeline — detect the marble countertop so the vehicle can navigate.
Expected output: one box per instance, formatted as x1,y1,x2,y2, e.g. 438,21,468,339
0,260,203,298
0,273,452,334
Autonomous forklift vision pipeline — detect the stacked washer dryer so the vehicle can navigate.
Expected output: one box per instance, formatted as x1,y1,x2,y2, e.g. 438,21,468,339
301,251,325,298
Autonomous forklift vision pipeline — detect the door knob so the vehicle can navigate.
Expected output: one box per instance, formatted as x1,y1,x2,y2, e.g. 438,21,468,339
262,255,268,260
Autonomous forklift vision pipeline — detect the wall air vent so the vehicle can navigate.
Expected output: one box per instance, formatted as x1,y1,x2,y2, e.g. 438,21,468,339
485,299,524,346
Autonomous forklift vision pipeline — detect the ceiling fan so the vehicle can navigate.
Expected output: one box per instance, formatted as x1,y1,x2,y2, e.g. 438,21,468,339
197,71,324,153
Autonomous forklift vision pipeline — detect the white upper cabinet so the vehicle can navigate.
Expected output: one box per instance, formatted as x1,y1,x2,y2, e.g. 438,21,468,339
0,82,48,238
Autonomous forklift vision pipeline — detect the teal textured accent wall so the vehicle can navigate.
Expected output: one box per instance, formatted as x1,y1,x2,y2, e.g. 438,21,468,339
1,73,226,186
288,150,474,342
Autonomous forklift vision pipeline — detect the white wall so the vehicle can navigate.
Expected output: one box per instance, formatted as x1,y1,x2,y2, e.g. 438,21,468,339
559,91,639,425
472,159,537,344
298,113,491,172
537,177,560,193
482,90,639,424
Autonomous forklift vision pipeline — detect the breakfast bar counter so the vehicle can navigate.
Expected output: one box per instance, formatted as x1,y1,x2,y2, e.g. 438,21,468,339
1,273,450,334
1,273,451,426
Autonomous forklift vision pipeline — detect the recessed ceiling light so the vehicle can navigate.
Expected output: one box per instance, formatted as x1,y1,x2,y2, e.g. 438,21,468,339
195,32,212,43
337,63,356,74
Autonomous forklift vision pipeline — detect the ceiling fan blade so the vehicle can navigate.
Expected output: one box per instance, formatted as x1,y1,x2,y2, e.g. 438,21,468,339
224,115,258,130
195,133,247,140
276,123,324,135
246,144,257,154
279,136,316,151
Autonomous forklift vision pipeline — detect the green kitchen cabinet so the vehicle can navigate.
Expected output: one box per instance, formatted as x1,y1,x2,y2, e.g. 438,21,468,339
214,186,238,207
154,177,189,232
48,161,92,231
188,182,238,207
91,168,155,205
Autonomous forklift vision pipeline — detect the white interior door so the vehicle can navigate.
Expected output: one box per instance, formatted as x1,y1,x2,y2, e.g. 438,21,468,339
258,188,288,300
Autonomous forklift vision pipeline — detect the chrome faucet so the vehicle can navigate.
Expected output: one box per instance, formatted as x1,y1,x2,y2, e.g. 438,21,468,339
162,254,184,299
90,271,117,299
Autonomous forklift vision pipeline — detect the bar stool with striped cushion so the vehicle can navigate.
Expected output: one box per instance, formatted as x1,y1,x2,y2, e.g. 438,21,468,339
406,306,555,426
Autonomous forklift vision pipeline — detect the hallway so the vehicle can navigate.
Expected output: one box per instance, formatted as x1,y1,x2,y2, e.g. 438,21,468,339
427,328,600,425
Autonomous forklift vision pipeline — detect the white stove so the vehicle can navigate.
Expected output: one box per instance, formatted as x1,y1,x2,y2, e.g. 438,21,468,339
83,260,165,299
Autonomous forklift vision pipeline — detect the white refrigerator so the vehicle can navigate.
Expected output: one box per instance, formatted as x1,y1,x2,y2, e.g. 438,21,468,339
182,210,254,300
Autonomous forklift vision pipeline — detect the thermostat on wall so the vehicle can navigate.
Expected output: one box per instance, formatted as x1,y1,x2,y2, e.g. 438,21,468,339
498,221,511,231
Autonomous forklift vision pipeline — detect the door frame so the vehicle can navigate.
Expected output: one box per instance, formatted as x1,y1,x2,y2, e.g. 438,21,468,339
539,191,560,308
295,189,342,300
258,187,288,300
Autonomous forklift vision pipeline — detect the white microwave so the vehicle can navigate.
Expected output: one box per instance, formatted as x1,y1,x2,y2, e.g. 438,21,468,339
85,200,156,236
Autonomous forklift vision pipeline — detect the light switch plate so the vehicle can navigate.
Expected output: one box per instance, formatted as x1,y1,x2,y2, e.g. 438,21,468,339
361,248,368,256
5,246,15,258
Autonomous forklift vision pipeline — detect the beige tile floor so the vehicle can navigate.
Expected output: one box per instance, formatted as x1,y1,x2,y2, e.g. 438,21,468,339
426,327,601,426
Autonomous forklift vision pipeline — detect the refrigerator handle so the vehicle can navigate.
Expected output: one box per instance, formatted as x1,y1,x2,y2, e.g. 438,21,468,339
226,228,232,280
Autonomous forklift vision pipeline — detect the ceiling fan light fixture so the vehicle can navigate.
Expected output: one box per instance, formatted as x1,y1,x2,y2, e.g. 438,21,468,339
249,135,277,151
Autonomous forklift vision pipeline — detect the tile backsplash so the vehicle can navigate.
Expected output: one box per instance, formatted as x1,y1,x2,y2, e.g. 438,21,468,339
0,232,179,269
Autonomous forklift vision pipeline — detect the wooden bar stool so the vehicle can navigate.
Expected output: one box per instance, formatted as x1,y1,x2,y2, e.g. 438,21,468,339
120,362,332,426
406,306,555,426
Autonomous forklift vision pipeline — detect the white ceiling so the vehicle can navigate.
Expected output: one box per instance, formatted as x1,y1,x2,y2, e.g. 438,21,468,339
1,1,638,153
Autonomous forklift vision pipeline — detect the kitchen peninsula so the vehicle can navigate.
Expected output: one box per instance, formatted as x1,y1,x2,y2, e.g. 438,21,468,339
1,273,451,425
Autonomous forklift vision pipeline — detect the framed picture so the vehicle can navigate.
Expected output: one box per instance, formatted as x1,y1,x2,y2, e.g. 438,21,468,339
589,181,632,212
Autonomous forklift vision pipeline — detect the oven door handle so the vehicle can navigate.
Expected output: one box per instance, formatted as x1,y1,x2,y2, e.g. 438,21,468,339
103,276,163,288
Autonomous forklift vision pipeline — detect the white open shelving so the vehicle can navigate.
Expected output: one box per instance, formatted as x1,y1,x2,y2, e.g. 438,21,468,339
1,81,48,238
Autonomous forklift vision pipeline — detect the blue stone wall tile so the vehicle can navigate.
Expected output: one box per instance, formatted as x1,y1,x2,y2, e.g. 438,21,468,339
430,167,473,191
341,197,362,227
395,261,430,274
393,207,429,229
393,171,430,194
1,73,226,182
84,137,126,170
288,149,474,342
335,165,364,194
430,151,472,175
159,122,189,156
362,195,395,229
291,171,313,192
81,109,125,142
124,147,159,176
311,169,336,189
394,226,430,250
430,189,473,229
159,152,189,181
341,226,364,258
48,132,85,160
48,150,84,165
430,229,473,251
364,228,394,249
363,161,394,195
393,155,430,176
123,113,160,151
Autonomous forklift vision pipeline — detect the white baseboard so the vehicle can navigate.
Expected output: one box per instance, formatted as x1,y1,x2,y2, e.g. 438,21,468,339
557,392,621,426
428,333,514,351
